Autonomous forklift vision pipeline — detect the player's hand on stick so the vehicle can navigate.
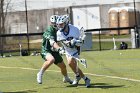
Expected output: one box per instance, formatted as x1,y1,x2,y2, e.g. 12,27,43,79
58,47,65,55
70,38,82,47
70,38,77,46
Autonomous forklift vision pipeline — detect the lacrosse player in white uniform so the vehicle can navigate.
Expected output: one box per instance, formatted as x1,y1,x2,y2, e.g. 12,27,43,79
56,15,90,87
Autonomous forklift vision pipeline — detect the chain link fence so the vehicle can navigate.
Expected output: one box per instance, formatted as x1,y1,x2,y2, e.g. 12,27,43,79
0,1,140,56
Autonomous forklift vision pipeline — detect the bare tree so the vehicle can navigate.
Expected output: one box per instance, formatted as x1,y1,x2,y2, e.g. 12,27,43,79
0,0,12,56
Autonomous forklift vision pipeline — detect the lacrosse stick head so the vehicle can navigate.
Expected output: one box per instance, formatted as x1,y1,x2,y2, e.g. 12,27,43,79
79,27,86,43
80,59,87,68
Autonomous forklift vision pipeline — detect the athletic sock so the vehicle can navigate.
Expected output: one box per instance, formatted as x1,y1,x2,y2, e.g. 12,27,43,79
38,68,45,75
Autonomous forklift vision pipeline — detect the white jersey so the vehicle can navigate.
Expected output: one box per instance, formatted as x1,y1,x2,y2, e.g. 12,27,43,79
57,24,80,57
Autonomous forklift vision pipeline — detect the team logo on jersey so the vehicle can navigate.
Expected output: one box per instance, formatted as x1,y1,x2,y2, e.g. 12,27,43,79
66,37,73,41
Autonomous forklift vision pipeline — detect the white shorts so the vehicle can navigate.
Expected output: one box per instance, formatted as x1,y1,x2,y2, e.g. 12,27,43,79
65,49,79,59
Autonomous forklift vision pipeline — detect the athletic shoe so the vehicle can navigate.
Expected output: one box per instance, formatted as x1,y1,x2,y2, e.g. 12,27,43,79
72,75,81,85
85,77,91,88
37,72,43,84
63,77,73,84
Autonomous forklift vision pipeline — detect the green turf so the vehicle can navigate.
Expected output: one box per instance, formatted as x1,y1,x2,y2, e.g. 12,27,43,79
0,49,140,93
93,34,130,39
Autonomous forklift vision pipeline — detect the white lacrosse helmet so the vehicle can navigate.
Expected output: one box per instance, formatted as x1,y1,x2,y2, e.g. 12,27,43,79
50,15,58,23
57,14,69,25
56,15,69,31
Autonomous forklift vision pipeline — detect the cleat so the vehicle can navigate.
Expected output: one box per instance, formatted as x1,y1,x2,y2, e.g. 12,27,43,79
37,72,43,84
63,77,73,84
85,77,91,88
72,75,81,85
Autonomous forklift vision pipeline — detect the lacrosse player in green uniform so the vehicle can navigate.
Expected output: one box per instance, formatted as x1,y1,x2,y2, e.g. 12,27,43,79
37,15,72,84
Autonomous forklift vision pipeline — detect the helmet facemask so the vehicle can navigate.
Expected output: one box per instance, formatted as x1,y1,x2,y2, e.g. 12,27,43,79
56,15,69,32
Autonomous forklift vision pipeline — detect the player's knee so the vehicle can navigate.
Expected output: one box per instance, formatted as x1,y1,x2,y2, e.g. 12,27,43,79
50,58,55,64
47,58,55,65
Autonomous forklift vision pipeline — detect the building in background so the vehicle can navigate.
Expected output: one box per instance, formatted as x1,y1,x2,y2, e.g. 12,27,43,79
4,0,140,34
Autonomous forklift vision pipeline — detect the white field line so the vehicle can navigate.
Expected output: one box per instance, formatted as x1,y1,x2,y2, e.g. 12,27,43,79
0,66,140,83
84,73,140,83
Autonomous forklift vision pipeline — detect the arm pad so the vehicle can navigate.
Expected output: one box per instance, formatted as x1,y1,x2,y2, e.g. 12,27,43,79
49,39,56,47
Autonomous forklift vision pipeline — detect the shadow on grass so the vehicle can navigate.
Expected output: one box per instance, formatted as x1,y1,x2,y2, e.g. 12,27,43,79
66,83,125,89
3,90,37,93
0,91,29,93
91,83,125,89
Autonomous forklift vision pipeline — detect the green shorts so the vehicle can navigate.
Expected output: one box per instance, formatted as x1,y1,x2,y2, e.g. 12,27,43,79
41,51,63,65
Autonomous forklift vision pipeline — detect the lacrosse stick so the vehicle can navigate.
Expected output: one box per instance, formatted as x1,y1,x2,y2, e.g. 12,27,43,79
64,52,87,68
79,27,86,43
64,52,87,77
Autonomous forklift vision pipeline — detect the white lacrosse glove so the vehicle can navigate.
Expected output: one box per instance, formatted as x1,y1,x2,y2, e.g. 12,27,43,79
58,47,65,55
70,38,83,47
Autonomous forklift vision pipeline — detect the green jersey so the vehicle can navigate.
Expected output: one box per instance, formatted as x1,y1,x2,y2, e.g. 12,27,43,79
41,25,63,64
41,25,57,53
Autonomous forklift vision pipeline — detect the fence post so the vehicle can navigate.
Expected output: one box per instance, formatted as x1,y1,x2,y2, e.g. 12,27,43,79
25,0,30,55
131,29,136,48
135,26,139,48
99,30,101,51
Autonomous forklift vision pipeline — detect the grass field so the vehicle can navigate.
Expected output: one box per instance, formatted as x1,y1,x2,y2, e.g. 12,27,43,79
0,49,140,93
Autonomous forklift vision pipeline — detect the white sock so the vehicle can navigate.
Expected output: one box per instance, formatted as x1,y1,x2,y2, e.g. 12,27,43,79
38,68,44,75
